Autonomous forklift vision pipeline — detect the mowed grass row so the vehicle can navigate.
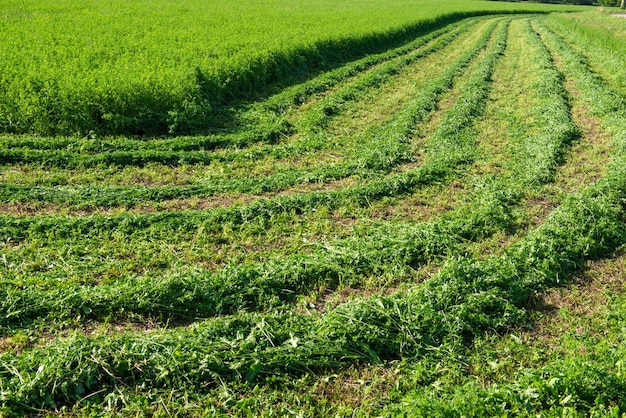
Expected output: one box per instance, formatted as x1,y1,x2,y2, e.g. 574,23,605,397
1,13,619,412
511,20,579,185
0,17,489,204
0,17,496,208
0,182,520,330
0,17,502,218
3,12,626,416
541,11,626,98
534,16,626,185
0,16,508,233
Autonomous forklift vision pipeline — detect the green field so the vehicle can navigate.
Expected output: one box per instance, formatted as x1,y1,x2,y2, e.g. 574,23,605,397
2,0,626,416
0,0,584,136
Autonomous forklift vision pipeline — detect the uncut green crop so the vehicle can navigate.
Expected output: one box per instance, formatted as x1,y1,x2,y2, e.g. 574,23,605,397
0,0,583,136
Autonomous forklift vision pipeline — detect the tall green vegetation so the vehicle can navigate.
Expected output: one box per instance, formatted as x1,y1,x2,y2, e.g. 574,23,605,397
0,0,583,136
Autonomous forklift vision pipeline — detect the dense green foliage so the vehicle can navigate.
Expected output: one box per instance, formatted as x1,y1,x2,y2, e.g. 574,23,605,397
0,0,583,136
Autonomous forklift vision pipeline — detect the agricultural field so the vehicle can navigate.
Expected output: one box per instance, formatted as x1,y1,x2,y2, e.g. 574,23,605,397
1,0,626,416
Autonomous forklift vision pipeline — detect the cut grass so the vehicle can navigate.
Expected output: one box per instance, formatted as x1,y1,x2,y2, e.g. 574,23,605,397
3,9,626,417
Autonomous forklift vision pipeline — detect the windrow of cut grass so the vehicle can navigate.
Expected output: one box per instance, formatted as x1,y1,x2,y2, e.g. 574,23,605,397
0,21,496,189
0,20,512,338
422,19,510,170
534,18,626,189
511,20,579,185
0,168,441,242
0,18,496,202
0,21,499,209
0,180,520,330
541,12,626,97
294,19,477,135
535,17,626,122
260,17,483,116
389,316,626,417
1,164,624,414
388,19,626,417
1,204,375,291
2,18,506,316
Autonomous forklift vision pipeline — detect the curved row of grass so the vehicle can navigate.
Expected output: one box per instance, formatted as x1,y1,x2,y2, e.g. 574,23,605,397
389,17,626,417
0,180,519,329
535,17,626,129
534,17,626,190
541,12,626,97
6,18,576,325
293,19,477,135
514,20,579,184
1,161,624,414
0,20,520,322
0,21,499,208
